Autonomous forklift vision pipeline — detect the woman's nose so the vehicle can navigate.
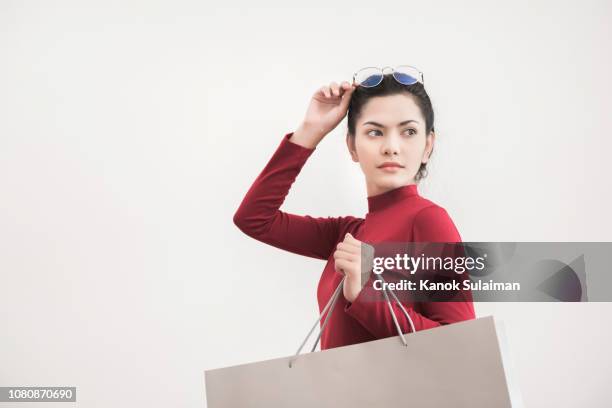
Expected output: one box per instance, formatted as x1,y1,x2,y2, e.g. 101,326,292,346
381,134,400,156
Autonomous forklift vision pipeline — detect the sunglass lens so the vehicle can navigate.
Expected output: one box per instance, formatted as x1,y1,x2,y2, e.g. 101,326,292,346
393,66,422,85
354,68,383,87
393,72,418,85
362,74,383,87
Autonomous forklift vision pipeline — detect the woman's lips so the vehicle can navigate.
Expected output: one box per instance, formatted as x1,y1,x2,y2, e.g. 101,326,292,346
378,163,404,173
379,166,402,173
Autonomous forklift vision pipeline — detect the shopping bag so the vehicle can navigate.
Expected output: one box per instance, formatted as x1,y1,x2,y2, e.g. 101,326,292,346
204,276,512,407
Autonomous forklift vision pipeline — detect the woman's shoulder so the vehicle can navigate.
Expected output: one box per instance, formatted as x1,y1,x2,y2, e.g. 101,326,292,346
410,198,462,242
412,196,451,216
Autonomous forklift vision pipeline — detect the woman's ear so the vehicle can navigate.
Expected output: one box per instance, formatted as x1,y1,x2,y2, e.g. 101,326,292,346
422,131,435,164
346,133,359,162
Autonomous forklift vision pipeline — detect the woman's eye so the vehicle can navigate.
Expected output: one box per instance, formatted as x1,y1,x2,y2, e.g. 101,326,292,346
403,128,417,136
367,129,382,137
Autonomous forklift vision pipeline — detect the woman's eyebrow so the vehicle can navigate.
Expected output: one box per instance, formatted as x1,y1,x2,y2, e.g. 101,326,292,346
362,119,420,127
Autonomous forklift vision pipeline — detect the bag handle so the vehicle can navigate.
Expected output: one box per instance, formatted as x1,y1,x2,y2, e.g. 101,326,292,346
288,274,415,368
288,276,345,368
378,273,416,345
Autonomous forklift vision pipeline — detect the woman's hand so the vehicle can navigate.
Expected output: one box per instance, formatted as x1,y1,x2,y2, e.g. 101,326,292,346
291,81,356,149
334,232,363,303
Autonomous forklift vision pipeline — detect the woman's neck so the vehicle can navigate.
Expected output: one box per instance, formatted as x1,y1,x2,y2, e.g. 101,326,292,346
366,180,417,198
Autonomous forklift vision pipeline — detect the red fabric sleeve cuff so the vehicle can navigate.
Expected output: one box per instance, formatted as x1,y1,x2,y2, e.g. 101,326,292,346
343,273,376,316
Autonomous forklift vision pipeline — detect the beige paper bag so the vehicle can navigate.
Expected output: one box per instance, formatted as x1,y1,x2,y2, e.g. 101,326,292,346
205,278,512,407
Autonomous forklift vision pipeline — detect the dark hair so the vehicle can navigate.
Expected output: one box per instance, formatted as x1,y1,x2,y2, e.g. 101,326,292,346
347,74,435,182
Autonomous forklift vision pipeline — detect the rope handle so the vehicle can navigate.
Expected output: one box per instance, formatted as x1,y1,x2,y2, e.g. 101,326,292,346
288,274,416,368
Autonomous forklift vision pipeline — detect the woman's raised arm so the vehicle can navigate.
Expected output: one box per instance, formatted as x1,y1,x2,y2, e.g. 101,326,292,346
233,81,359,260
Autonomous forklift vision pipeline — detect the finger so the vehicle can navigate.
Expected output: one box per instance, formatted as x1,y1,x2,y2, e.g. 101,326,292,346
334,258,352,274
342,80,356,90
336,241,359,254
339,84,356,109
334,248,358,263
345,232,360,243
343,233,362,248
338,81,352,97
320,85,331,99
330,82,340,97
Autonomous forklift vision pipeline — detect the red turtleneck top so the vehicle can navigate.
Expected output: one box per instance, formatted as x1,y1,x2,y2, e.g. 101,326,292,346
233,132,476,350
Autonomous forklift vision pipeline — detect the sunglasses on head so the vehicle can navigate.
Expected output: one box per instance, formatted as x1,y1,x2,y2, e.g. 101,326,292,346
352,65,425,88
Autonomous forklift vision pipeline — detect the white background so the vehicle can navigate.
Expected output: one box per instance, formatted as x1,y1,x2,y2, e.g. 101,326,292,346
1,0,611,407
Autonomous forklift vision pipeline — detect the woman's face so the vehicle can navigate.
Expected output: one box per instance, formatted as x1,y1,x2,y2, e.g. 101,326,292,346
346,93,435,197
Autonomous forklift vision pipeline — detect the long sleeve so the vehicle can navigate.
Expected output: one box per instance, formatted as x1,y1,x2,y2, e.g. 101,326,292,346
343,204,476,338
233,132,360,261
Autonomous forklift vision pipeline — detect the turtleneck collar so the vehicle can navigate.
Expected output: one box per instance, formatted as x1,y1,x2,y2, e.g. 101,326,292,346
367,184,419,213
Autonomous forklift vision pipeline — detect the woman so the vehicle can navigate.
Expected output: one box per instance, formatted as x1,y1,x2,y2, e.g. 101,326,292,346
233,66,475,351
